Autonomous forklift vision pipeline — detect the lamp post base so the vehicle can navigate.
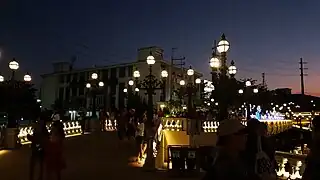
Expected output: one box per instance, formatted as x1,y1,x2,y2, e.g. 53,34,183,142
143,139,156,171
90,117,100,133
4,128,20,149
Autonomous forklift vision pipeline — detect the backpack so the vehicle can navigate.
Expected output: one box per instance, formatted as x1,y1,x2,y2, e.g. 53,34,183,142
254,136,277,180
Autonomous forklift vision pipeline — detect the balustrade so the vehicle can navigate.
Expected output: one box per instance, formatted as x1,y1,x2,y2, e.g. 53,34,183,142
18,121,82,144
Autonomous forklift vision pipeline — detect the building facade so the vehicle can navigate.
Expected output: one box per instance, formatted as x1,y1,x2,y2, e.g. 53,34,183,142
40,46,202,110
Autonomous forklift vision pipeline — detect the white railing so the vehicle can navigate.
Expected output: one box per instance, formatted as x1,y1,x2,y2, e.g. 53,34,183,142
18,121,82,144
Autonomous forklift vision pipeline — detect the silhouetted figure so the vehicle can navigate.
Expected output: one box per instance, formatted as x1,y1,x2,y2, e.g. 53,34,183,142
45,121,66,180
303,116,320,179
27,119,49,180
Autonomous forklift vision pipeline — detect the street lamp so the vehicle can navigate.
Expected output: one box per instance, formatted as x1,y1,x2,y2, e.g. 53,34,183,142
9,59,19,80
130,52,168,169
23,74,32,82
0,75,4,82
86,73,104,122
216,34,230,53
187,66,194,76
179,80,185,86
245,80,252,87
253,88,259,93
195,78,201,84
209,56,220,69
128,80,134,86
208,34,238,121
228,60,237,78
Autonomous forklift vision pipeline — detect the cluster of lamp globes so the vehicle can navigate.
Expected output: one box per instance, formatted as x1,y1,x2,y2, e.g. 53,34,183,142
209,35,237,76
0,60,32,82
238,80,259,94
85,73,104,88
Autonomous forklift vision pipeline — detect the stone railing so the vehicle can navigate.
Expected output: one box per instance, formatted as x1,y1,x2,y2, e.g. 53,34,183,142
18,121,82,144
162,118,186,131
104,119,117,131
275,151,306,179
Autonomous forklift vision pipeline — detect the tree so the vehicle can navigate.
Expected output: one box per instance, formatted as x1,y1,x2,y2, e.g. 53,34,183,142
0,80,40,127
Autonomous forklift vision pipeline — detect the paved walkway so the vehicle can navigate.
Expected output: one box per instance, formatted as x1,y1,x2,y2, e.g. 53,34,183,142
0,132,201,180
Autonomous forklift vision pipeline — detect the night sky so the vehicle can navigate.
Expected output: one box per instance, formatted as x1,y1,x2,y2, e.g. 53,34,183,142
1,0,320,95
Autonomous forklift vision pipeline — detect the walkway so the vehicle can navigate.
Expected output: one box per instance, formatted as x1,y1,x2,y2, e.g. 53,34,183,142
0,132,200,180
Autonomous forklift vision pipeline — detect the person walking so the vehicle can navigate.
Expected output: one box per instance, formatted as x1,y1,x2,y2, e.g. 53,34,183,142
203,118,249,180
45,121,66,180
27,119,49,180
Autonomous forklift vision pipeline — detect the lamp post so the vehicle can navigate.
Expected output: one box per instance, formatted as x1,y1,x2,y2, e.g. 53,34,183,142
238,80,259,120
179,66,201,147
86,73,104,132
209,34,237,121
131,52,168,169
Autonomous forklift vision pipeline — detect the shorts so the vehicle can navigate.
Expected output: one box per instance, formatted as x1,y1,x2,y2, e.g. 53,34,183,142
136,136,144,145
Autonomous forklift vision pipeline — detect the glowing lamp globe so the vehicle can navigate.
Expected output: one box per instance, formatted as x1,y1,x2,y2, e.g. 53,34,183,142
91,73,98,79
98,81,104,87
187,66,194,76
228,65,237,75
217,34,230,53
0,75,4,82
24,74,32,82
253,88,259,93
195,78,201,84
135,88,139,92
161,70,168,78
128,80,134,86
86,83,91,88
123,88,128,93
245,80,251,87
238,89,244,94
9,60,19,70
133,70,140,78
209,57,220,68
146,55,155,65
179,80,185,86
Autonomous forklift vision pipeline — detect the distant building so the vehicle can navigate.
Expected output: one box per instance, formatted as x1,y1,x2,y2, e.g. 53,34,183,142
40,46,202,110
274,88,292,95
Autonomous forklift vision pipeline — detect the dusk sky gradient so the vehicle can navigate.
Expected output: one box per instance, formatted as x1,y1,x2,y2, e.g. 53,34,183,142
1,0,320,95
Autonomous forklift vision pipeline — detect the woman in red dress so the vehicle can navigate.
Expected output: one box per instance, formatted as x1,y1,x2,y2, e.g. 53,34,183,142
45,121,66,180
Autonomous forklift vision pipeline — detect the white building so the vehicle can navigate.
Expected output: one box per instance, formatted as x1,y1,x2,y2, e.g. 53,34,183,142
40,46,202,110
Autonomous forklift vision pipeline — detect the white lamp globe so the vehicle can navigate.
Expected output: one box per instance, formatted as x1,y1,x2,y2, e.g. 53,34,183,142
135,88,139,92
238,89,244,94
209,57,220,68
98,82,104,87
253,88,259,93
187,66,194,76
0,75,4,82
195,78,201,84
86,83,91,88
216,34,230,53
91,73,98,80
179,80,185,86
146,55,155,65
128,80,134,86
161,70,168,78
9,60,19,70
123,88,128,93
133,70,140,78
245,80,251,87
24,74,32,82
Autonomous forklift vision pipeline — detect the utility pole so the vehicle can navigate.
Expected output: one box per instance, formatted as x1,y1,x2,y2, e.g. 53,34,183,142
299,58,307,95
262,73,266,87
169,48,185,100
299,57,307,152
